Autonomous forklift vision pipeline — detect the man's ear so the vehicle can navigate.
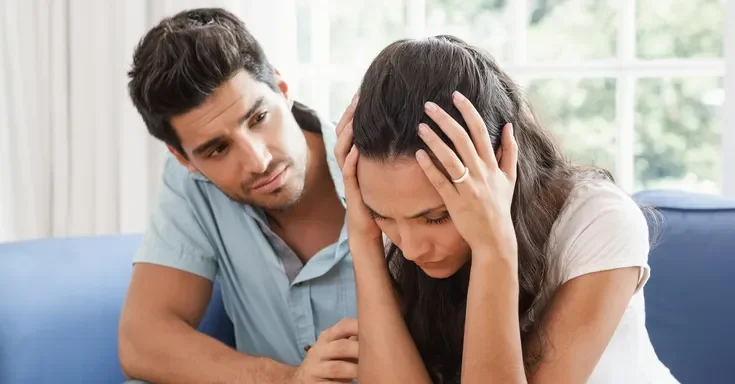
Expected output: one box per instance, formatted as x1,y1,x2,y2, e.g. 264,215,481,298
168,145,199,174
273,68,293,109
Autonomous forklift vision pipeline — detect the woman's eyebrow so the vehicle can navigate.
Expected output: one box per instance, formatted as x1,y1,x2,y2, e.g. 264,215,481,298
363,203,447,219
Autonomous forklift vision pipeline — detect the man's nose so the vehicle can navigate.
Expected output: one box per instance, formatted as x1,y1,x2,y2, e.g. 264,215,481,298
235,135,271,174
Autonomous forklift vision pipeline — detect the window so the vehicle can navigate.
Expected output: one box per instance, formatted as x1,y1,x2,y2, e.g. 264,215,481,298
293,0,728,194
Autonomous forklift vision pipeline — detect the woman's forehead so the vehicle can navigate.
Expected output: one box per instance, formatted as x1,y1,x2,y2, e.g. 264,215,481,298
357,157,443,217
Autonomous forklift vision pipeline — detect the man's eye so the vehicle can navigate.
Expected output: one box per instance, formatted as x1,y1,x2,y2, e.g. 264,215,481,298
208,143,229,158
254,111,268,123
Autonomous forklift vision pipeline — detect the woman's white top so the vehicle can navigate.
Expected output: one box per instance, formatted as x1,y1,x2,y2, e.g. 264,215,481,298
524,180,680,383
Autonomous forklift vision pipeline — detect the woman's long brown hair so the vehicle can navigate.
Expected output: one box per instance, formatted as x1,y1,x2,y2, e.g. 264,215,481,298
352,35,613,383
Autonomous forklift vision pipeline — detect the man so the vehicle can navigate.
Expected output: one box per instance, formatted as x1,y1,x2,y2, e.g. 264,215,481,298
119,8,358,384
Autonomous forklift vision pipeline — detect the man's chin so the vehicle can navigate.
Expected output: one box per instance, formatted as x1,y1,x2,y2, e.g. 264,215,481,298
239,184,305,211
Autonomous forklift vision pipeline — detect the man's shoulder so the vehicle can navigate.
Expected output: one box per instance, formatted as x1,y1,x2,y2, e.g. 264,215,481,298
159,152,213,196
154,153,235,226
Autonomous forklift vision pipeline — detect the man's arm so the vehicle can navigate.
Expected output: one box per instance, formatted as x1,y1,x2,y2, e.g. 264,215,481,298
118,263,297,384
116,157,294,383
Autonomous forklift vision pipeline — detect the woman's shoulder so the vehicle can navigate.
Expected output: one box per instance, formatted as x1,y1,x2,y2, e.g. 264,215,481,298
553,179,648,241
548,179,651,283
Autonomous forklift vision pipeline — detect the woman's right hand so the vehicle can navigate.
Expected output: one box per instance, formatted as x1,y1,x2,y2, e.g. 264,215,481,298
334,94,384,249
334,94,357,170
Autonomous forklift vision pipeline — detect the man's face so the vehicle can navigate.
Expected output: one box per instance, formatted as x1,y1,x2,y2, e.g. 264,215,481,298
170,70,309,210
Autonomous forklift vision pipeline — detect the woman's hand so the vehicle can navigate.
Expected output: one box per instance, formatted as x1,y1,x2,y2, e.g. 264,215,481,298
334,95,384,249
415,91,519,266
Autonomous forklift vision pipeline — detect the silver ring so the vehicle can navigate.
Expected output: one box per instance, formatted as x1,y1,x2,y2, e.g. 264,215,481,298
452,167,469,184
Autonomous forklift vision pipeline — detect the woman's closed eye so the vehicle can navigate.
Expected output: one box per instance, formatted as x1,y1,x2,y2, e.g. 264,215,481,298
367,208,386,221
367,208,451,225
424,213,451,225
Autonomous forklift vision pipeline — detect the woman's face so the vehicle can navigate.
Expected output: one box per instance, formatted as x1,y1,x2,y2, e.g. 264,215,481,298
357,156,471,278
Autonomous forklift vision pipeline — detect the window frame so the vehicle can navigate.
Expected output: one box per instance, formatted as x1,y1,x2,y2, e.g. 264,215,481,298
294,0,731,195
723,0,735,196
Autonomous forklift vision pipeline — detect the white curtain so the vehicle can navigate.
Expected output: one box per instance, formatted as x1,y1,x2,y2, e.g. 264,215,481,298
0,0,297,242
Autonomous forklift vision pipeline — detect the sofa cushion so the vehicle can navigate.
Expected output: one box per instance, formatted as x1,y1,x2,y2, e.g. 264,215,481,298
634,189,735,384
0,234,235,384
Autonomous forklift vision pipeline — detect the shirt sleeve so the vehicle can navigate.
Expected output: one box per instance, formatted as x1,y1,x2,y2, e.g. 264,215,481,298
133,157,218,281
555,181,651,293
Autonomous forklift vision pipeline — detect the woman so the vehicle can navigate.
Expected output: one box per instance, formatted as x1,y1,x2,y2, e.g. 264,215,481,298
333,35,678,383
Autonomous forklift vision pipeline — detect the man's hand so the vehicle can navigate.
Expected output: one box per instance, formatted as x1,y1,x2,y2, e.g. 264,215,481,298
291,318,359,383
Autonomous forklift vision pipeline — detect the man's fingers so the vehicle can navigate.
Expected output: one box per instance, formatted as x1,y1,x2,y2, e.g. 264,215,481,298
314,360,358,381
319,318,358,343
321,339,359,361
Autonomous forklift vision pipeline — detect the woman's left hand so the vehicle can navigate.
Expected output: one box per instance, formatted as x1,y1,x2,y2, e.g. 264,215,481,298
416,91,519,265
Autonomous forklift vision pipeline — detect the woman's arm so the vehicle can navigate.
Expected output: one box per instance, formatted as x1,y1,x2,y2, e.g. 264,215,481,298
338,130,431,382
353,241,433,384
462,191,648,384
524,195,650,383
462,246,526,384
462,254,640,384
524,267,640,383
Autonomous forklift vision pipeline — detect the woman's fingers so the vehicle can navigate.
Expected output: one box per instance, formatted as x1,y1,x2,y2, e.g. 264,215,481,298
498,123,518,183
417,123,467,183
334,120,353,170
336,93,358,136
423,101,483,174
451,91,495,167
341,145,360,198
415,149,460,204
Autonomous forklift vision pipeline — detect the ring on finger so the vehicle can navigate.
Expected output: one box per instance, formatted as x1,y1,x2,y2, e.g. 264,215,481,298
452,166,470,184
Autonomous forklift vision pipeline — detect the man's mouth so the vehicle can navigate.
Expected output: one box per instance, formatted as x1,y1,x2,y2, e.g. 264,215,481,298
250,165,288,191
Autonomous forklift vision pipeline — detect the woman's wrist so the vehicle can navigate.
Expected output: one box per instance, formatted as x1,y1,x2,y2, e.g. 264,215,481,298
469,221,517,263
471,245,519,286
349,238,387,264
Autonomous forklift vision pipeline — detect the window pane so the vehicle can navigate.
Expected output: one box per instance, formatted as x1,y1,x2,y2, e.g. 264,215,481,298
294,78,327,116
329,80,361,123
329,0,408,73
634,77,723,193
295,79,360,123
527,0,618,62
295,1,312,63
425,0,508,64
526,78,617,172
636,0,725,59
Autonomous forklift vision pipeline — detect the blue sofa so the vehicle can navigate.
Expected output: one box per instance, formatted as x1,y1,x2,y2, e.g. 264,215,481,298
1,189,733,383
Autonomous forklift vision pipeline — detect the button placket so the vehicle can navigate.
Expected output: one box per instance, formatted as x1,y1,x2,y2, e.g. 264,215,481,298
289,281,316,358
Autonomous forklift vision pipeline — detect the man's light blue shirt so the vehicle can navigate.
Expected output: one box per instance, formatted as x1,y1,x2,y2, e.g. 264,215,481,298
133,117,354,366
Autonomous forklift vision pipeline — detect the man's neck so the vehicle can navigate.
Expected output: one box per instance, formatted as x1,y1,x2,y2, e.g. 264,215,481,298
264,130,345,263
266,131,344,229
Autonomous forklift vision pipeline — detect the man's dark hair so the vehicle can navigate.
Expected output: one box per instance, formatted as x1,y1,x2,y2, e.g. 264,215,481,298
127,8,277,157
